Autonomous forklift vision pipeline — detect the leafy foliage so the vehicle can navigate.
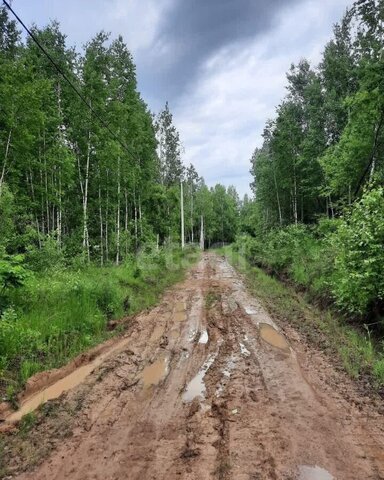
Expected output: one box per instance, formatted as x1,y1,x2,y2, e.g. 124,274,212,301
242,1,384,324
331,187,384,315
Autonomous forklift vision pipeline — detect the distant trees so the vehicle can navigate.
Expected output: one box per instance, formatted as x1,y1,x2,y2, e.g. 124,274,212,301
242,0,384,320
248,1,384,232
0,7,240,263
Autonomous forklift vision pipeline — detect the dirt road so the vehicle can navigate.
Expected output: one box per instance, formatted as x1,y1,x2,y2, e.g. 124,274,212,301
4,253,384,479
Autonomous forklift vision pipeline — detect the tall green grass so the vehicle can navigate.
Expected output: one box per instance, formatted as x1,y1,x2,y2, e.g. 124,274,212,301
0,246,199,395
219,245,384,388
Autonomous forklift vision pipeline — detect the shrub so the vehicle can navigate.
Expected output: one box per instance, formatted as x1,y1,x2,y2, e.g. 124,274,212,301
330,187,384,315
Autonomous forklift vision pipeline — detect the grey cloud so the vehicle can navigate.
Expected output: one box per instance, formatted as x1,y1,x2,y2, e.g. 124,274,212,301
142,0,304,101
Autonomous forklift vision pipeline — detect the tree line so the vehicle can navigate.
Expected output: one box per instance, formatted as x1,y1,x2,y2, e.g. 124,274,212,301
0,7,239,270
248,0,384,229
242,0,384,319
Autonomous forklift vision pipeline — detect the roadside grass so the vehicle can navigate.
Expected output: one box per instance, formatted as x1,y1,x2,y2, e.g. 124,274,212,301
0,246,200,398
216,246,384,389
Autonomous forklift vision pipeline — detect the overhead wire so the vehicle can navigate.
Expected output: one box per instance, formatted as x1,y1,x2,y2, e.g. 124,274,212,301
2,0,139,162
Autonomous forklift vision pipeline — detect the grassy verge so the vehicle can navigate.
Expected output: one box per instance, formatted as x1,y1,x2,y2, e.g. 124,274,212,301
217,245,384,390
0,246,200,399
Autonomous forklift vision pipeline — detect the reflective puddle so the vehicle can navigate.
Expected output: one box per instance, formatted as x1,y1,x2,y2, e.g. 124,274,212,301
188,328,198,342
183,354,216,402
150,323,165,342
244,306,258,315
239,342,250,356
216,355,237,397
141,357,169,388
168,329,180,341
259,323,289,352
198,330,209,344
173,302,186,322
298,465,334,480
7,337,131,423
175,302,186,312
174,311,186,322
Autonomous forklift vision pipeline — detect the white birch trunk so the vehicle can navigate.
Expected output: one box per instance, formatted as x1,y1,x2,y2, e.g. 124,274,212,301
99,184,104,266
180,181,185,249
124,189,129,257
199,215,204,250
190,183,194,243
0,128,12,197
116,155,121,265
134,188,138,250
138,195,143,238
83,130,91,262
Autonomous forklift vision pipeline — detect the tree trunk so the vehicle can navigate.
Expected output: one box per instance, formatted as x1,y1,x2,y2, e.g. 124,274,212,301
329,195,334,219
0,128,12,197
116,155,121,265
99,183,104,266
83,130,91,262
199,215,204,250
134,188,138,251
190,183,194,243
57,167,62,247
124,189,129,257
293,167,298,225
105,170,109,263
138,194,143,238
272,161,282,226
180,181,185,249
39,165,45,235
43,130,50,235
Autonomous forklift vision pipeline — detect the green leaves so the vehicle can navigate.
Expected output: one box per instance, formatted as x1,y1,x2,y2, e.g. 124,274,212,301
330,187,384,315
0,254,29,291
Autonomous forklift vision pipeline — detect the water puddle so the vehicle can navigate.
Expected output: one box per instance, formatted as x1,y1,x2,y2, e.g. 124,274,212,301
141,357,169,388
173,301,187,322
198,330,209,344
259,323,289,352
174,311,186,322
188,328,198,342
216,355,237,397
244,306,258,315
175,302,186,312
168,329,180,341
298,465,334,480
239,342,250,356
150,323,165,342
7,337,131,423
183,354,216,402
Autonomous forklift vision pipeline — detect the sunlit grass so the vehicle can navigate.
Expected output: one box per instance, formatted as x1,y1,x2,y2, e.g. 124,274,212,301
0,247,200,394
219,245,384,388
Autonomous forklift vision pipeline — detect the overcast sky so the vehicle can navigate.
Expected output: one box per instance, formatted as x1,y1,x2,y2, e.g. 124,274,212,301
12,0,351,196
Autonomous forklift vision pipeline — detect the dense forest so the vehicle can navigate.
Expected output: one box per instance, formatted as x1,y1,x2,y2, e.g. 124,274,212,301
0,7,239,394
0,8,239,266
240,0,384,322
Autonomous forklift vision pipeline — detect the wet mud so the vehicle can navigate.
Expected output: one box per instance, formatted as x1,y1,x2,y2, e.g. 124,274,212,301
1,253,384,480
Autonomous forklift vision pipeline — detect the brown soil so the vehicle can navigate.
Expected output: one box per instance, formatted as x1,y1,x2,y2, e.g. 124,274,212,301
1,253,384,480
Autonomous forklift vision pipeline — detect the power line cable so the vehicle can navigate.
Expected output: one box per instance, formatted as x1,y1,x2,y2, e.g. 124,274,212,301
2,0,139,161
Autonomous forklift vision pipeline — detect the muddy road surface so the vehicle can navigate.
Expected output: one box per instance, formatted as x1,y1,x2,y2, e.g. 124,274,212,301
4,253,384,479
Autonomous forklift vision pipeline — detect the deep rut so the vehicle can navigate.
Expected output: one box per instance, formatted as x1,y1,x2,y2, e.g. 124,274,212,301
2,253,384,480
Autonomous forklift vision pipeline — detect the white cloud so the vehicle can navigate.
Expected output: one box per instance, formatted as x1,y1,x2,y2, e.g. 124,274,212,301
174,0,351,197
14,0,351,197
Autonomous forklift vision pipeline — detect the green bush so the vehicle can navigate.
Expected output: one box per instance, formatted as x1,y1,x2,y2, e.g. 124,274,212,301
236,224,335,301
330,187,384,315
238,187,384,319
25,237,65,272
